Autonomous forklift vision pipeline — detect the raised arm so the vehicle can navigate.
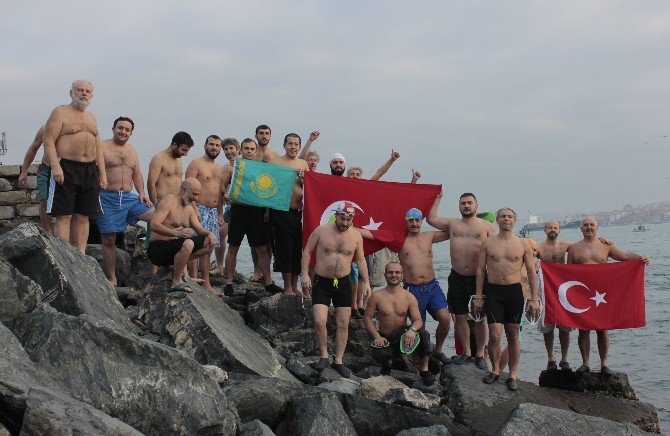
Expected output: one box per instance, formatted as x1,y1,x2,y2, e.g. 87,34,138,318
298,130,319,160
146,157,161,205
370,149,400,181
18,126,45,188
608,245,650,265
426,192,451,231
430,231,450,243
410,169,421,184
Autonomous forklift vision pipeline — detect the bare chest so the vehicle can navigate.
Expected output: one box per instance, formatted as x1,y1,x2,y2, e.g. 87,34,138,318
572,246,609,264
488,243,524,264
104,148,134,169
321,236,356,257
61,114,97,137
450,222,486,241
377,299,409,318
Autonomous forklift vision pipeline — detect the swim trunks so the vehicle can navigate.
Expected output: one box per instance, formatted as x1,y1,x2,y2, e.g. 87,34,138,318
484,282,524,325
36,164,51,201
537,284,573,333
404,279,448,322
271,208,302,274
227,203,267,247
312,274,352,308
371,326,431,364
196,205,220,247
349,261,359,283
447,269,477,315
47,159,102,217
147,234,207,267
96,191,152,234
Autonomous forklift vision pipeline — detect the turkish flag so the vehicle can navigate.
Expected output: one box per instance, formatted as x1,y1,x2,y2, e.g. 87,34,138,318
540,260,646,330
302,172,441,255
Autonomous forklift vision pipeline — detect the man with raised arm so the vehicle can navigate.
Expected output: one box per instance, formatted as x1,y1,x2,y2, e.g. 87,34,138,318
302,202,371,378
358,208,452,364
427,192,496,369
96,116,153,285
567,216,649,375
473,208,541,391
364,261,435,385
43,80,107,254
147,178,217,292
185,134,224,295
18,125,52,233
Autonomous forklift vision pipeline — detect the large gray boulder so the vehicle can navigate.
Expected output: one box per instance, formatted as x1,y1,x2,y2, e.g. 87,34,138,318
139,280,296,381
240,419,276,436
0,257,41,323
495,403,655,435
275,393,357,436
20,388,143,436
396,425,451,436
443,363,659,434
10,306,239,435
538,369,638,400
86,244,132,287
0,223,134,330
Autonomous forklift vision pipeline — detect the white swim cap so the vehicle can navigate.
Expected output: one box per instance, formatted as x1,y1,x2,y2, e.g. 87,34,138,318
329,153,346,164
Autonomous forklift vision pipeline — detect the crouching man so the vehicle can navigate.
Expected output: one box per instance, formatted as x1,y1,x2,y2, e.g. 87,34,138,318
147,178,217,292
364,261,435,386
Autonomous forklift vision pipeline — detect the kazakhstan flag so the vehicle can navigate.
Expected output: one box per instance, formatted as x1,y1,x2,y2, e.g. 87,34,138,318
228,159,297,211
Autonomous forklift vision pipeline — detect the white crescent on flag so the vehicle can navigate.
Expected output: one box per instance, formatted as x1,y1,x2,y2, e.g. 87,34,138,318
557,281,591,314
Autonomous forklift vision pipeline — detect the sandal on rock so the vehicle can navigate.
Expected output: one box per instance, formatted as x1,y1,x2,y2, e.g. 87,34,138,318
311,357,329,371
506,377,519,391
483,372,500,384
576,364,590,373
170,282,192,293
559,361,571,371
420,370,435,386
475,356,489,371
452,353,472,365
432,352,452,365
601,366,613,376
331,363,352,378
547,360,558,371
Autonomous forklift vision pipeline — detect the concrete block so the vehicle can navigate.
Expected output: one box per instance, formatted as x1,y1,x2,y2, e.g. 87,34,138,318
0,206,15,220
25,176,38,190
17,204,40,217
0,191,34,205
0,179,11,192
0,165,21,177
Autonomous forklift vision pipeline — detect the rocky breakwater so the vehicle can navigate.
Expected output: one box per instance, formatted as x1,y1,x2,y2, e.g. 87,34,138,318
0,164,40,226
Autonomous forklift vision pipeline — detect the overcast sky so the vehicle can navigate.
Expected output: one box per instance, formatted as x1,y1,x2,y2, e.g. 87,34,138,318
2,1,669,221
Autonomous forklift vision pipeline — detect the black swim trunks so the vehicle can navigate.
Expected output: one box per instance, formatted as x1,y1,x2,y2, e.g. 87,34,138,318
484,282,524,325
47,159,102,217
312,274,351,308
227,203,267,247
271,208,302,274
371,326,431,365
147,234,207,267
447,269,477,315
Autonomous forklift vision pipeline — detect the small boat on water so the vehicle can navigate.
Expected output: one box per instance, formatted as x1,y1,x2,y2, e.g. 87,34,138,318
632,225,648,232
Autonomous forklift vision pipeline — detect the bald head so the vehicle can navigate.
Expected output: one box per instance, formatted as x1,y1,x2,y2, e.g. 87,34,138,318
580,216,598,239
181,177,201,191
71,79,93,90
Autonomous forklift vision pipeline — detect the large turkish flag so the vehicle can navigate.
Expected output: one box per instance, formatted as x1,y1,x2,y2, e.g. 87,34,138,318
540,260,646,330
302,172,441,255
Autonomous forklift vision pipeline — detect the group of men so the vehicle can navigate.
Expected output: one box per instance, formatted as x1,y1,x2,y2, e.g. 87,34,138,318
20,79,650,388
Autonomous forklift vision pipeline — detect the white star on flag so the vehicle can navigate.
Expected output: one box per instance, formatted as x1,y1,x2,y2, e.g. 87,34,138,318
362,217,383,231
591,290,607,307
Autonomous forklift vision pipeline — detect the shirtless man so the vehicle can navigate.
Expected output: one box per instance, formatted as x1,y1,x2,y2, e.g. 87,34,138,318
18,125,52,232
221,138,282,296
302,202,371,378
268,133,310,296
254,124,279,163
567,216,650,375
364,262,435,386
185,135,224,294
146,178,217,291
212,137,240,277
96,117,153,285
146,131,194,273
427,192,496,369
346,149,400,181
306,151,320,172
43,80,107,254
358,208,452,364
329,153,346,176
297,130,320,166
473,208,541,391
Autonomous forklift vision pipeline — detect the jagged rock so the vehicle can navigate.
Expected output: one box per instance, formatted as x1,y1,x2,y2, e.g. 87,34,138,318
383,387,441,411
86,244,132,286
203,364,229,384
495,403,654,435
10,307,239,435
317,378,361,395
248,292,314,332
396,425,451,436
224,377,322,428
240,419,276,436
284,356,321,384
359,375,409,400
122,225,144,258
0,257,41,323
539,369,638,400
0,223,134,331
115,287,143,306
20,388,143,436
138,280,296,381
442,363,659,434
275,393,357,436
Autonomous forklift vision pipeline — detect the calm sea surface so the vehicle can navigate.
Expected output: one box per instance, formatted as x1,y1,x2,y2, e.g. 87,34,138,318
231,222,669,432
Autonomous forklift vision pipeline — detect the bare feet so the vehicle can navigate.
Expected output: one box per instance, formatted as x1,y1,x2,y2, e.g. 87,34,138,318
282,290,297,297
204,286,223,297
210,267,225,277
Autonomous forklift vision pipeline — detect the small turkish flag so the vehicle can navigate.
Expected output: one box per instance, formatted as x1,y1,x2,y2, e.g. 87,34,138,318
540,260,646,330
302,172,441,255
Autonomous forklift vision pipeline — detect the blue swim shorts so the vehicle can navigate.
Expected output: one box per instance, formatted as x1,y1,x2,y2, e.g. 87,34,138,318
37,164,51,201
349,261,359,283
197,205,220,247
96,191,152,234
404,279,448,322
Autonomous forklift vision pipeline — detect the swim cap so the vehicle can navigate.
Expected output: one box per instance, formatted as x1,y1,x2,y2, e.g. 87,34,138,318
333,201,356,216
405,208,423,221
329,153,346,164
527,239,538,250
476,211,495,223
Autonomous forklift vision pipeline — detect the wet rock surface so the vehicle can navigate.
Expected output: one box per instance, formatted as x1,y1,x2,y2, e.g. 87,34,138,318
539,368,639,400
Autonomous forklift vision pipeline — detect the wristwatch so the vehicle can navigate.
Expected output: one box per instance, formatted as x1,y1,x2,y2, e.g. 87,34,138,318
409,326,418,333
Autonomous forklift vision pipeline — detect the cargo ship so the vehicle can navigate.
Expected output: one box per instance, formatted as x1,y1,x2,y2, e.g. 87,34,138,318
521,212,582,233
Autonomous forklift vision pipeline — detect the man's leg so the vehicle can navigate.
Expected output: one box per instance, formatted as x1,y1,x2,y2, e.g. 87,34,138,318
173,239,195,285
54,215,73,246
433,308,451,355
544,330,555,363
487,323,503,375
313,304,330,359
504,323,521,380
475,318,488,358
454,314,471,356
250,246,262,281
578,329,591,371
72,214,90,255
39,200,53,233
212,223,227,275
333,306,352,365
596,330,609,368
100,233,118,285
196,241,219,296
559,330,571,364
291,273,300,296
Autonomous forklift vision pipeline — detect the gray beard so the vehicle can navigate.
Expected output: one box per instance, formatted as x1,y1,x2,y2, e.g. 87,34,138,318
72,98,89,110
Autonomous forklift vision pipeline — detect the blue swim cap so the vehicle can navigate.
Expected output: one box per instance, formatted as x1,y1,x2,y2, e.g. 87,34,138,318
405,208,423,221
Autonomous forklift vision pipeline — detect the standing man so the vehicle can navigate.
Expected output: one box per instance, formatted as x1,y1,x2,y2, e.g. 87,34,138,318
567,216,649,375
254,124,279,163
269,133,310,296
212,137,240,277
305,151,320,172
43,80,107,254
18,125,52,233
358,208,452,364
302,202,371,378
427,192,496,369
329,153,347,176
96,117,153,285
364,262,435,385
473,208,541,391
221,139,283,296
185,134,224,294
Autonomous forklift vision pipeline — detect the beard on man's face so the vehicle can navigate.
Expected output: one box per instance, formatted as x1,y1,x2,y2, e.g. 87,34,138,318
547,231,558,240
206,150,220,159
331,166,345,176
